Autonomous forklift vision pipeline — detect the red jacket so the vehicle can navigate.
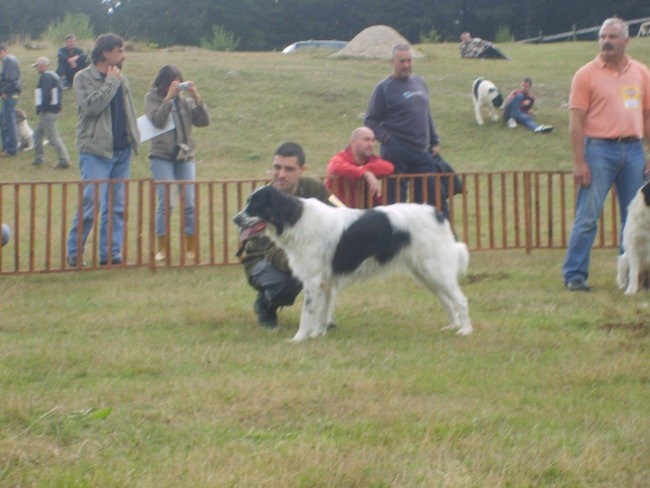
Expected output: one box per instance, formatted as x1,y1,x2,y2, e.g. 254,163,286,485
325,146,394,207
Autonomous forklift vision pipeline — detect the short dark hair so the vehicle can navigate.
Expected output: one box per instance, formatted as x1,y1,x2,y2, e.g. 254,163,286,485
0,44,7,52
274,142,305,166
523,77,533,85
64,34,76,41
91,33,124,64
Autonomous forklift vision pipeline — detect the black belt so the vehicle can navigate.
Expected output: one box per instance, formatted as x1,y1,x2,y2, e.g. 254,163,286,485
592,136,641,144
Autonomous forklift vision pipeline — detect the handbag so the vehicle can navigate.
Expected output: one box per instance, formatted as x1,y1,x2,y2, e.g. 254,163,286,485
433,154,463,195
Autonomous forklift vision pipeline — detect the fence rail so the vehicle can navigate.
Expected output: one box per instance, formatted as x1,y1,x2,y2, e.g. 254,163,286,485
0,171,620,275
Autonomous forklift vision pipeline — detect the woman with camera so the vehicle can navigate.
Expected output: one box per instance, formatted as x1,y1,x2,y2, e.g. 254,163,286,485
145,65,210,262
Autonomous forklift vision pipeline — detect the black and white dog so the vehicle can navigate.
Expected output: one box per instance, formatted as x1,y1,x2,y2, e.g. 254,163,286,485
616,181,650,294
233,185,473,342
472,77,504,125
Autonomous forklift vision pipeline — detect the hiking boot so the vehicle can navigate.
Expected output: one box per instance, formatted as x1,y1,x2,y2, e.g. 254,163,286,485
254,294,277,328
565,279,591,292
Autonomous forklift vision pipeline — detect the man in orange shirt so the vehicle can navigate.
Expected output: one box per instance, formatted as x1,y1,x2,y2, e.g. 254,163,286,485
326,126,394,207
563,17,650,291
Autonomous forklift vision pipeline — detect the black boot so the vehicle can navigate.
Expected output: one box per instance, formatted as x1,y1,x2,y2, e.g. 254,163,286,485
254,293,278,328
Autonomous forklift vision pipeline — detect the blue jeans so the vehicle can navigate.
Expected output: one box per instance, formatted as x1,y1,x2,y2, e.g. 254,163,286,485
380,137,449,215
503,94,539,131
562,138,646,283
1,96,18,154
67,149,132,262
150,157,196,236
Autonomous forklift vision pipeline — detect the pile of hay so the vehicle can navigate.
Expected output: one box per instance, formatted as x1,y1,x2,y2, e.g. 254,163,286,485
331,25,422,59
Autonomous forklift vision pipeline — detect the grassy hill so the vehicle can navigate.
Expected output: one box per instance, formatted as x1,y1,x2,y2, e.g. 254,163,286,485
2,38,649,182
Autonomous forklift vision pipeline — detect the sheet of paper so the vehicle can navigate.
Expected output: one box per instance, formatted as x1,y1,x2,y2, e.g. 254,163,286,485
137,114,175,142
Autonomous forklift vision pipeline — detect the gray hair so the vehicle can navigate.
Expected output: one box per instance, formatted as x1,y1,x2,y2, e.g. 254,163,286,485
600,17,629,39
391,44,411,58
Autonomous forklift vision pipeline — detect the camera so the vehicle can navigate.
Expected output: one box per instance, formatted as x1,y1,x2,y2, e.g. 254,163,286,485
178,81,191,90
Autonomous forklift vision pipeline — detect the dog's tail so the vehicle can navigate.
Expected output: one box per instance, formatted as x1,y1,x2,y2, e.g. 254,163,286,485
456,241,470,276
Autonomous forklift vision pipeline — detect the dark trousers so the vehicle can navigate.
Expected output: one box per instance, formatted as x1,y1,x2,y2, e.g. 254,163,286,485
249,259,302,309
380,137,450,215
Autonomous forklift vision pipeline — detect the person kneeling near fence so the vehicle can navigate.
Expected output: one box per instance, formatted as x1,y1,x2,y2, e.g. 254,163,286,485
236,142,338,328
144,65,210,262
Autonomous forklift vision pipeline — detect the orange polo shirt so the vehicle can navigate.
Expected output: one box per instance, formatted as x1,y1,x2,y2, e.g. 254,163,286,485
569,55,650,139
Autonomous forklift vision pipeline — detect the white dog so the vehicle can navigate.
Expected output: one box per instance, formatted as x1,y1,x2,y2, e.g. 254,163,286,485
234,185,473,342
617,181,650,294
16,109,34,151
472,77,504,125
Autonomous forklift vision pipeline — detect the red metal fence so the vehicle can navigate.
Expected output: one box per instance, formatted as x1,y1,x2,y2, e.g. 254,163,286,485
0,171,621,275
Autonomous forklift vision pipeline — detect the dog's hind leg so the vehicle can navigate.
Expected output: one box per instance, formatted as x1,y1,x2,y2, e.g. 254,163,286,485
411,268,473,335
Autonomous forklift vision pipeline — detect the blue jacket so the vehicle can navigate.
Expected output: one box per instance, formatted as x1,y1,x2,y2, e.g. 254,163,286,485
365,74,439,152
0,53,22,95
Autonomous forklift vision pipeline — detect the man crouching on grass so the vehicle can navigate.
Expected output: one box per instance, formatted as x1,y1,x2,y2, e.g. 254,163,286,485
236,142,338,328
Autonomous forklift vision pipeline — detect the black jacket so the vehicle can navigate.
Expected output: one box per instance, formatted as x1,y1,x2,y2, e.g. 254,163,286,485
35,70,62,114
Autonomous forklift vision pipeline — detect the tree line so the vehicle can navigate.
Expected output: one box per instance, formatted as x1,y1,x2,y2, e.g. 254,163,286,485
1,0,649,51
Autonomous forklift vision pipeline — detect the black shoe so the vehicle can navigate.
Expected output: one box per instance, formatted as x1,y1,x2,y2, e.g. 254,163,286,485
53,162,70,170
99,257,122,266
565,279,591,292
254,294,277,328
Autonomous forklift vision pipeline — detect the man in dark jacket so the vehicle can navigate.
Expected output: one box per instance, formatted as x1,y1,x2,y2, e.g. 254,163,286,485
0,43,22,157
32,56,70,169
365,44,457,215
56,34,88,89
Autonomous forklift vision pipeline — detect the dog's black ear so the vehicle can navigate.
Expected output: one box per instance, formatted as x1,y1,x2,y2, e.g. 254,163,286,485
266,186,303,236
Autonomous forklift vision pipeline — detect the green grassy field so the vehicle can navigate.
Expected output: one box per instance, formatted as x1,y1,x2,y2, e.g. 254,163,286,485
1,39,649,486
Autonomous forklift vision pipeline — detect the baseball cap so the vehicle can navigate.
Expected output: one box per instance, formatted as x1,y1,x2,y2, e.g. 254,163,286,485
32,56,50,67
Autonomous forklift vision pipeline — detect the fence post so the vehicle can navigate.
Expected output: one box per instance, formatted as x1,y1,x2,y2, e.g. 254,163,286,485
523,171,533,254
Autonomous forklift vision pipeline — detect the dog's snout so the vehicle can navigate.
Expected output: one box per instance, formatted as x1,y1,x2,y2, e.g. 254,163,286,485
233,209,247,226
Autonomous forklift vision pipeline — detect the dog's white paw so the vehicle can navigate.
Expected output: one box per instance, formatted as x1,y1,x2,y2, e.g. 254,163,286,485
289,331,309,343
457,325,473,336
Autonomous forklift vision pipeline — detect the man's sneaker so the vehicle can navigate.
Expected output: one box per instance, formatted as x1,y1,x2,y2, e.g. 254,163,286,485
507,117,517,129
254,294,277,328
534,125,553,134
565,279,591,292
67,255,87,267
99,257,122,266
53,162,70,170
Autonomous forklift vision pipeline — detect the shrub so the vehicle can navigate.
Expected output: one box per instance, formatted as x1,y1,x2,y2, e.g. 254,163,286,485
44,13,95,45
420,27,441,44
495,24,512,43
200,25,240,52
